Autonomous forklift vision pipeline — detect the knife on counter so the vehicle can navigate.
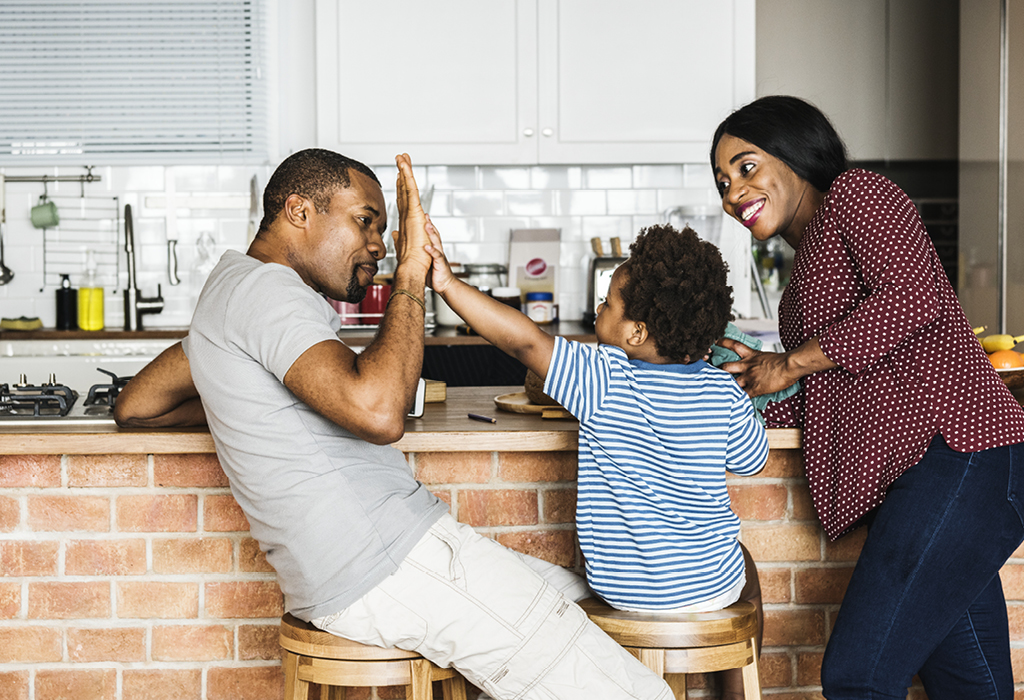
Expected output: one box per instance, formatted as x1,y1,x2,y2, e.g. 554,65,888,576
247,175,259,245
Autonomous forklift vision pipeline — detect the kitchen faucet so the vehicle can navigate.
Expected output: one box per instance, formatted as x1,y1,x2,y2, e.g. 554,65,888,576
122,203,164,331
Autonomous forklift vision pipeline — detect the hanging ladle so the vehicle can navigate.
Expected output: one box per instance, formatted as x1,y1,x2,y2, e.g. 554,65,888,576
0,174,14,285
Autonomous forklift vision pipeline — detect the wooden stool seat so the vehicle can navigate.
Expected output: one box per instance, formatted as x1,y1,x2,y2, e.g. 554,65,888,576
579,598,761,700
280,613,467,700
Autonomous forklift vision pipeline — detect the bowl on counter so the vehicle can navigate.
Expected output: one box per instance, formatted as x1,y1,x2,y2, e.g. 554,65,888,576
998,367,1024,391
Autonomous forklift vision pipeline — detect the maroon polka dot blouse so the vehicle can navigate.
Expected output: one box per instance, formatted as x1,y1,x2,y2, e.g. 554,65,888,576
762,169,1024,540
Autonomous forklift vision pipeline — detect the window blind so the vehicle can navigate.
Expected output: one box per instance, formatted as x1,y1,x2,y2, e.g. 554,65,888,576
0,0,269,165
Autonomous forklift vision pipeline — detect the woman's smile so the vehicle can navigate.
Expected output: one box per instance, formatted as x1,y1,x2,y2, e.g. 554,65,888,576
737,198,765,226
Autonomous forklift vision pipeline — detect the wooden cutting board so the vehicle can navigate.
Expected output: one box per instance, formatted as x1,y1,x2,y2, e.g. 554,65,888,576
494,392,573,419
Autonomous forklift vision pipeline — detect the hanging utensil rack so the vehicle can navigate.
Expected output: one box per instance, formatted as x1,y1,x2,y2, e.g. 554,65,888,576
0,169,117,292
37,194,121,292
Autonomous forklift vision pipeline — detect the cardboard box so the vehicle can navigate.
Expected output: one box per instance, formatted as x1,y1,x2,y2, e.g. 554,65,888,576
508,228,560,302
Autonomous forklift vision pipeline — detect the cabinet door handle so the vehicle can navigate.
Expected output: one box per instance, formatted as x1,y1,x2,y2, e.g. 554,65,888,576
523,128,535,137
542,128,554,137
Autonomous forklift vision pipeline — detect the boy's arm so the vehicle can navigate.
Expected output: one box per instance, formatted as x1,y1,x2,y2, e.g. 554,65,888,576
425,222,555,376
113,342,207,428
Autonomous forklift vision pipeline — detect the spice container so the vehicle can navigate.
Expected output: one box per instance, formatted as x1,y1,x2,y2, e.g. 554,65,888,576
525,291,554,324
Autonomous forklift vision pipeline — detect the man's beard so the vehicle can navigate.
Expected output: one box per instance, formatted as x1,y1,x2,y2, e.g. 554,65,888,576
345,274,368,304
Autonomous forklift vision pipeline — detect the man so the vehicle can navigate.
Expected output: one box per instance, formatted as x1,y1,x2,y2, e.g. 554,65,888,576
115,149,672,699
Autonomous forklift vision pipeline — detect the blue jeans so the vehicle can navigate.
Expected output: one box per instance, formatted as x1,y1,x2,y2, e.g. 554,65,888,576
821,435,1024,700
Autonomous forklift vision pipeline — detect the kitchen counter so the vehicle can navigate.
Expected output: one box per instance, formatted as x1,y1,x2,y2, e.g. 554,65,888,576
0,385,801,453
3,386,940,700
0,321,598,346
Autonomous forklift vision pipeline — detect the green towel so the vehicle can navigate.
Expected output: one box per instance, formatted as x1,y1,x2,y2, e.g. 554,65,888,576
709,323,801,425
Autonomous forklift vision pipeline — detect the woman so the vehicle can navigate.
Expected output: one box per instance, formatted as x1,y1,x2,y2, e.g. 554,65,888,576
711,95,1024,699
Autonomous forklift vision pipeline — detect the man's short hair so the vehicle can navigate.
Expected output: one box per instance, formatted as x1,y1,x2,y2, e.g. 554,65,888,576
259,149,380,234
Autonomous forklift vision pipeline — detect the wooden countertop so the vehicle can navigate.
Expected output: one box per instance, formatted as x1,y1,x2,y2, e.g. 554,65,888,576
0,322,598,347
0,386,802,454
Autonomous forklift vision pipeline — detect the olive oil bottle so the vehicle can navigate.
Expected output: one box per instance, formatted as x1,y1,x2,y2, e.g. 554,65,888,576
77,249,104,331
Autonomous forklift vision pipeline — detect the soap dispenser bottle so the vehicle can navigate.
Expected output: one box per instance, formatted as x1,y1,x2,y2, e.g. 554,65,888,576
77,250,104,331
55,274,77,330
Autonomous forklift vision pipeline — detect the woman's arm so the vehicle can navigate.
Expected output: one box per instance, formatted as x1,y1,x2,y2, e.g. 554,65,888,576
113,342,207,428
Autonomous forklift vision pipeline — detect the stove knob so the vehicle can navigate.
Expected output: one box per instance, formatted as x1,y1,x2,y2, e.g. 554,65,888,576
47,373,57,386
16,373,27,387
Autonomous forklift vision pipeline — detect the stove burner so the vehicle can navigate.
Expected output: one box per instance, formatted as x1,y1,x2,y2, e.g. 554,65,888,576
0,374,77,417
83,368,133,408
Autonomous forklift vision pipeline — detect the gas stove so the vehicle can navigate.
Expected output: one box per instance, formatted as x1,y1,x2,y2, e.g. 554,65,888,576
0,369,130,427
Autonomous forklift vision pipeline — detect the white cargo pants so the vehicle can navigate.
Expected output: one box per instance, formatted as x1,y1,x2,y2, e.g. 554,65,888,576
311,513,672,700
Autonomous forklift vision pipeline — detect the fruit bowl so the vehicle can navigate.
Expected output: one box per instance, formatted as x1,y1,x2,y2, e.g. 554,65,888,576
997,367,1024,390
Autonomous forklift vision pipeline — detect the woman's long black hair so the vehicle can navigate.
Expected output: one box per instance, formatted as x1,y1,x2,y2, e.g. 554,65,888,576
710,95,849,193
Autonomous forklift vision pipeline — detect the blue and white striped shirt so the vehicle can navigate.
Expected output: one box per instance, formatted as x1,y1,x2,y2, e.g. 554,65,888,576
545,337,769,610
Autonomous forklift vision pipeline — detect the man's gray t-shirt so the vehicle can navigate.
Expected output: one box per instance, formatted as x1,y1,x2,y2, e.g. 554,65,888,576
184,250,445,621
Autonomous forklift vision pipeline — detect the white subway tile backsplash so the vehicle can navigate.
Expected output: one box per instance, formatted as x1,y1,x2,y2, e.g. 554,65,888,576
632,165,684,189
481,167,531,190
505,191,552,217
452,191,504,217
530,166,582,190
481,217,530,243
423,165,478,189
552,190,606,216
684,163,715,189
0,160,737,327
580,216,635,241
607,190,658,215
582,166,633,189
430,216,480,243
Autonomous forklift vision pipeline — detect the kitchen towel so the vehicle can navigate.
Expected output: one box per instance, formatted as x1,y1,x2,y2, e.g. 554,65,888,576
710,322,801,425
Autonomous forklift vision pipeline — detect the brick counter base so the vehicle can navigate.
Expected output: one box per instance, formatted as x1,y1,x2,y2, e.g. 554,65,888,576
2,450,1021,699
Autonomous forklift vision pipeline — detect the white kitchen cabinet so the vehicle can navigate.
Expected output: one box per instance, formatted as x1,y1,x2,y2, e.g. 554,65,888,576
315,0,754,164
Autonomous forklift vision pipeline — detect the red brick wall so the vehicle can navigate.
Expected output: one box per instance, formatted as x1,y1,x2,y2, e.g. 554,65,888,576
2,450,1021,699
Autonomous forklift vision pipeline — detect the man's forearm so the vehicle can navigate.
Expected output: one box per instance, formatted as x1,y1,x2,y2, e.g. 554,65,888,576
355,270,427,413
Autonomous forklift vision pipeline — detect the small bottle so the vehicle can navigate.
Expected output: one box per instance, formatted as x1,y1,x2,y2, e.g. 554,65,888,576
55,274,77,330
78,250,105,331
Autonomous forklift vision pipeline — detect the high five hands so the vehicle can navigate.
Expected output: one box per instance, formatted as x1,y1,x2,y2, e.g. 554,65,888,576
393,154,433,274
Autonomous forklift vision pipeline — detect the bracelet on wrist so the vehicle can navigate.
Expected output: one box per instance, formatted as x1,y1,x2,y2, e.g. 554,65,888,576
387,289,426,312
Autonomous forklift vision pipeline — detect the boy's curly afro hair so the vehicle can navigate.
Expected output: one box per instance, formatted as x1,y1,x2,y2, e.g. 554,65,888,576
619,224,733,363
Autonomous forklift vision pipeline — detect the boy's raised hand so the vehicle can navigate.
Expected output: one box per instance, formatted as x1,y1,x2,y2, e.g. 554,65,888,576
393,154,432,273
424,218,457,295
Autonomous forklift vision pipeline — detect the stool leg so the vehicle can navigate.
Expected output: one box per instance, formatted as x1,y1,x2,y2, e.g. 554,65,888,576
741,639,762,700
441,675,468,700
409,658,433,700
666,674,688,700
282,650,310,700
324,685,346,700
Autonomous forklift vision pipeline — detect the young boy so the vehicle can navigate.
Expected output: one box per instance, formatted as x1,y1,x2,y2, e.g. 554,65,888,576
425,222,768,697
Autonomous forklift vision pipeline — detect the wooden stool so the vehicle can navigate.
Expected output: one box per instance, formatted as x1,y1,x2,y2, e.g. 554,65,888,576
279,613,468,700
579,598,761,700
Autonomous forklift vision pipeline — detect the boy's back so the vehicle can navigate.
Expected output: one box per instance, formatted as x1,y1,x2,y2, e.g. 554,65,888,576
545,338,768,611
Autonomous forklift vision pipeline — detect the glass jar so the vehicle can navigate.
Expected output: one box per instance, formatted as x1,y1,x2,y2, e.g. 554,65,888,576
525,291,555,324
463,263,507,296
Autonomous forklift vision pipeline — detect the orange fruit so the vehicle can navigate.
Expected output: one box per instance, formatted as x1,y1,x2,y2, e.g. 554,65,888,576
989,349,1024,369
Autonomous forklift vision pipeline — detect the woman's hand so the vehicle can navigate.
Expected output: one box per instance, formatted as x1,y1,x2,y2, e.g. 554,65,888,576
393,153,432,273
423,217,457,295
719,336,837,397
